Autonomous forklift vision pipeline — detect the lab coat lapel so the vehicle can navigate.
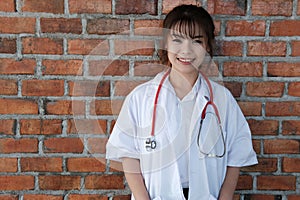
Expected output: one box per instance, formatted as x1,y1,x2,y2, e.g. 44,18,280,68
188,75,210,139
188,76,214,200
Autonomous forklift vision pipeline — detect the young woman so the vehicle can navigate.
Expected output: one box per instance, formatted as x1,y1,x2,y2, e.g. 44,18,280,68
106,4,258,200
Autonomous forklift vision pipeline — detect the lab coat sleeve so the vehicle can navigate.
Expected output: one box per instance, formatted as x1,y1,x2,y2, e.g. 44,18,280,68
225,94,258,167
106,94,140,162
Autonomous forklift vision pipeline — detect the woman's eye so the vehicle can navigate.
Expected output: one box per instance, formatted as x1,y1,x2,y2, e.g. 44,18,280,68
193,40,202,44
172,39,181,43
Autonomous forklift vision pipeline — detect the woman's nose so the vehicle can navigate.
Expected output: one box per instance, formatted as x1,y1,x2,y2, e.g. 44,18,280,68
180,40,192,54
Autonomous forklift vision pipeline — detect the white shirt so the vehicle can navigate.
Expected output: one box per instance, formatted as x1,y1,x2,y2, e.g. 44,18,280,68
106,71,258,200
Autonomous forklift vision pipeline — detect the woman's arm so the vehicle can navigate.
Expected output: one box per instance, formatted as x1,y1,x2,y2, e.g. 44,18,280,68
218,166,240,200
122,157,150,200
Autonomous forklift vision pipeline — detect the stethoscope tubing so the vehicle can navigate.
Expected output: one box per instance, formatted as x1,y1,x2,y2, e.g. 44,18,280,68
148,69,225,157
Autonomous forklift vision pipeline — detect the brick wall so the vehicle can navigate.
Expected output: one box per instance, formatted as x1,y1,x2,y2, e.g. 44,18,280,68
0,0,299,199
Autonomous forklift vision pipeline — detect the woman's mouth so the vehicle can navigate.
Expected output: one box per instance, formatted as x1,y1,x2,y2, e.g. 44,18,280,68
177,58,194,64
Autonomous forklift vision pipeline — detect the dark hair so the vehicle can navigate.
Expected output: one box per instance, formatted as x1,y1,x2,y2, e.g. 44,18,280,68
160,5,215,65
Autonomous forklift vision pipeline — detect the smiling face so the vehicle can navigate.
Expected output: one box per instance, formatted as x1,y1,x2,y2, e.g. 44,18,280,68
166,25,208,76
161,5,215,67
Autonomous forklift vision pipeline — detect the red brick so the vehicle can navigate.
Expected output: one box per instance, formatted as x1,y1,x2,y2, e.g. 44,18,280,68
223,82,243,97
0,120,15,135
20,119,62,135
0,17,35,34
67,157,106,172
288,82,300,97
39,175,81,190
247,41,286,56
134,20,163,36
0,79,17,95
0,176,34,190
0,195,18,200
233,195,240,200
257,175,296,190
68,119,107,134
0,158,17,172
266,102,300,116
0,99,38,114
44,138,84,153
21,157,63,172
109,120,116,134
85,175,125,189
0,138,38,153
87,19,130,35
41,18,82,34
291,41,300,56
42,59,83,76
246,82,284,97
252,139,261,154
69,0,111,14
216,41,243,56
282,120,300,135
22,80,64,96
69,80,110,97
282,157,300,172
116,0,157,15
68,39,109,55
245,194,282,200
288,195,300,200
114,39,155,56
23,194,63,200
112,195,131,200
242,158,277,173
68,194,108,200
0,58,35,75
238,101,262,116
270,20,300,36
90,99,123,115
0,38,16,53
208,0,246,15
252,0,292,16
87,138,108,154
22,38,63,55
223,62,263,77
21,0,64,14
45,100,85,115
114,80,145,96
268,62,300,77
162,0,195,14
134,62,166,77
226,20,265,36
88,60,129,76
0,0,15,12
236,175,253,190
248,119,278,135
264,139,299,154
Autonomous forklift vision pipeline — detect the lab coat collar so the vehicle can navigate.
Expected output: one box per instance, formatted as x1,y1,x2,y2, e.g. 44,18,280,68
152,70,210,102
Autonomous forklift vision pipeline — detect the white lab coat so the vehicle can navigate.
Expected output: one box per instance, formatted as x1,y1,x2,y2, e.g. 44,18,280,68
106,71,258,200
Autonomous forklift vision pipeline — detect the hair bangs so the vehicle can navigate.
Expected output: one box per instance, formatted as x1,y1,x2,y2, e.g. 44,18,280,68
171,18,203,39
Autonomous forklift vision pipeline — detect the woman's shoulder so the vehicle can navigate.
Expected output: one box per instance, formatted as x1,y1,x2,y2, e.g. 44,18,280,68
129,71,166,95
124,71,167,103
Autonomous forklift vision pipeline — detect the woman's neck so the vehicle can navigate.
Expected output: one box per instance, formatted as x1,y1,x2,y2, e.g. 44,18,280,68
169,69,198,100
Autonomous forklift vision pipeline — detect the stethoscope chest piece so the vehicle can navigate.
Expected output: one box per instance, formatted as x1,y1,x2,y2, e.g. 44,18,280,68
145,137,157,151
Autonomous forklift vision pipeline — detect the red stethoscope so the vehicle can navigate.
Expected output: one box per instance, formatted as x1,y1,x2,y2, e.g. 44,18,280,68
145,69,226,158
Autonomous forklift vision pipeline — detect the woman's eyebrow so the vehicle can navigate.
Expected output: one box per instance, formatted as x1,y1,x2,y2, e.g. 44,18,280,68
192,35,204,39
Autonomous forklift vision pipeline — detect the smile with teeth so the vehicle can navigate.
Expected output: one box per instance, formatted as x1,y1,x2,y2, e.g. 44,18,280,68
177,58,194,63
